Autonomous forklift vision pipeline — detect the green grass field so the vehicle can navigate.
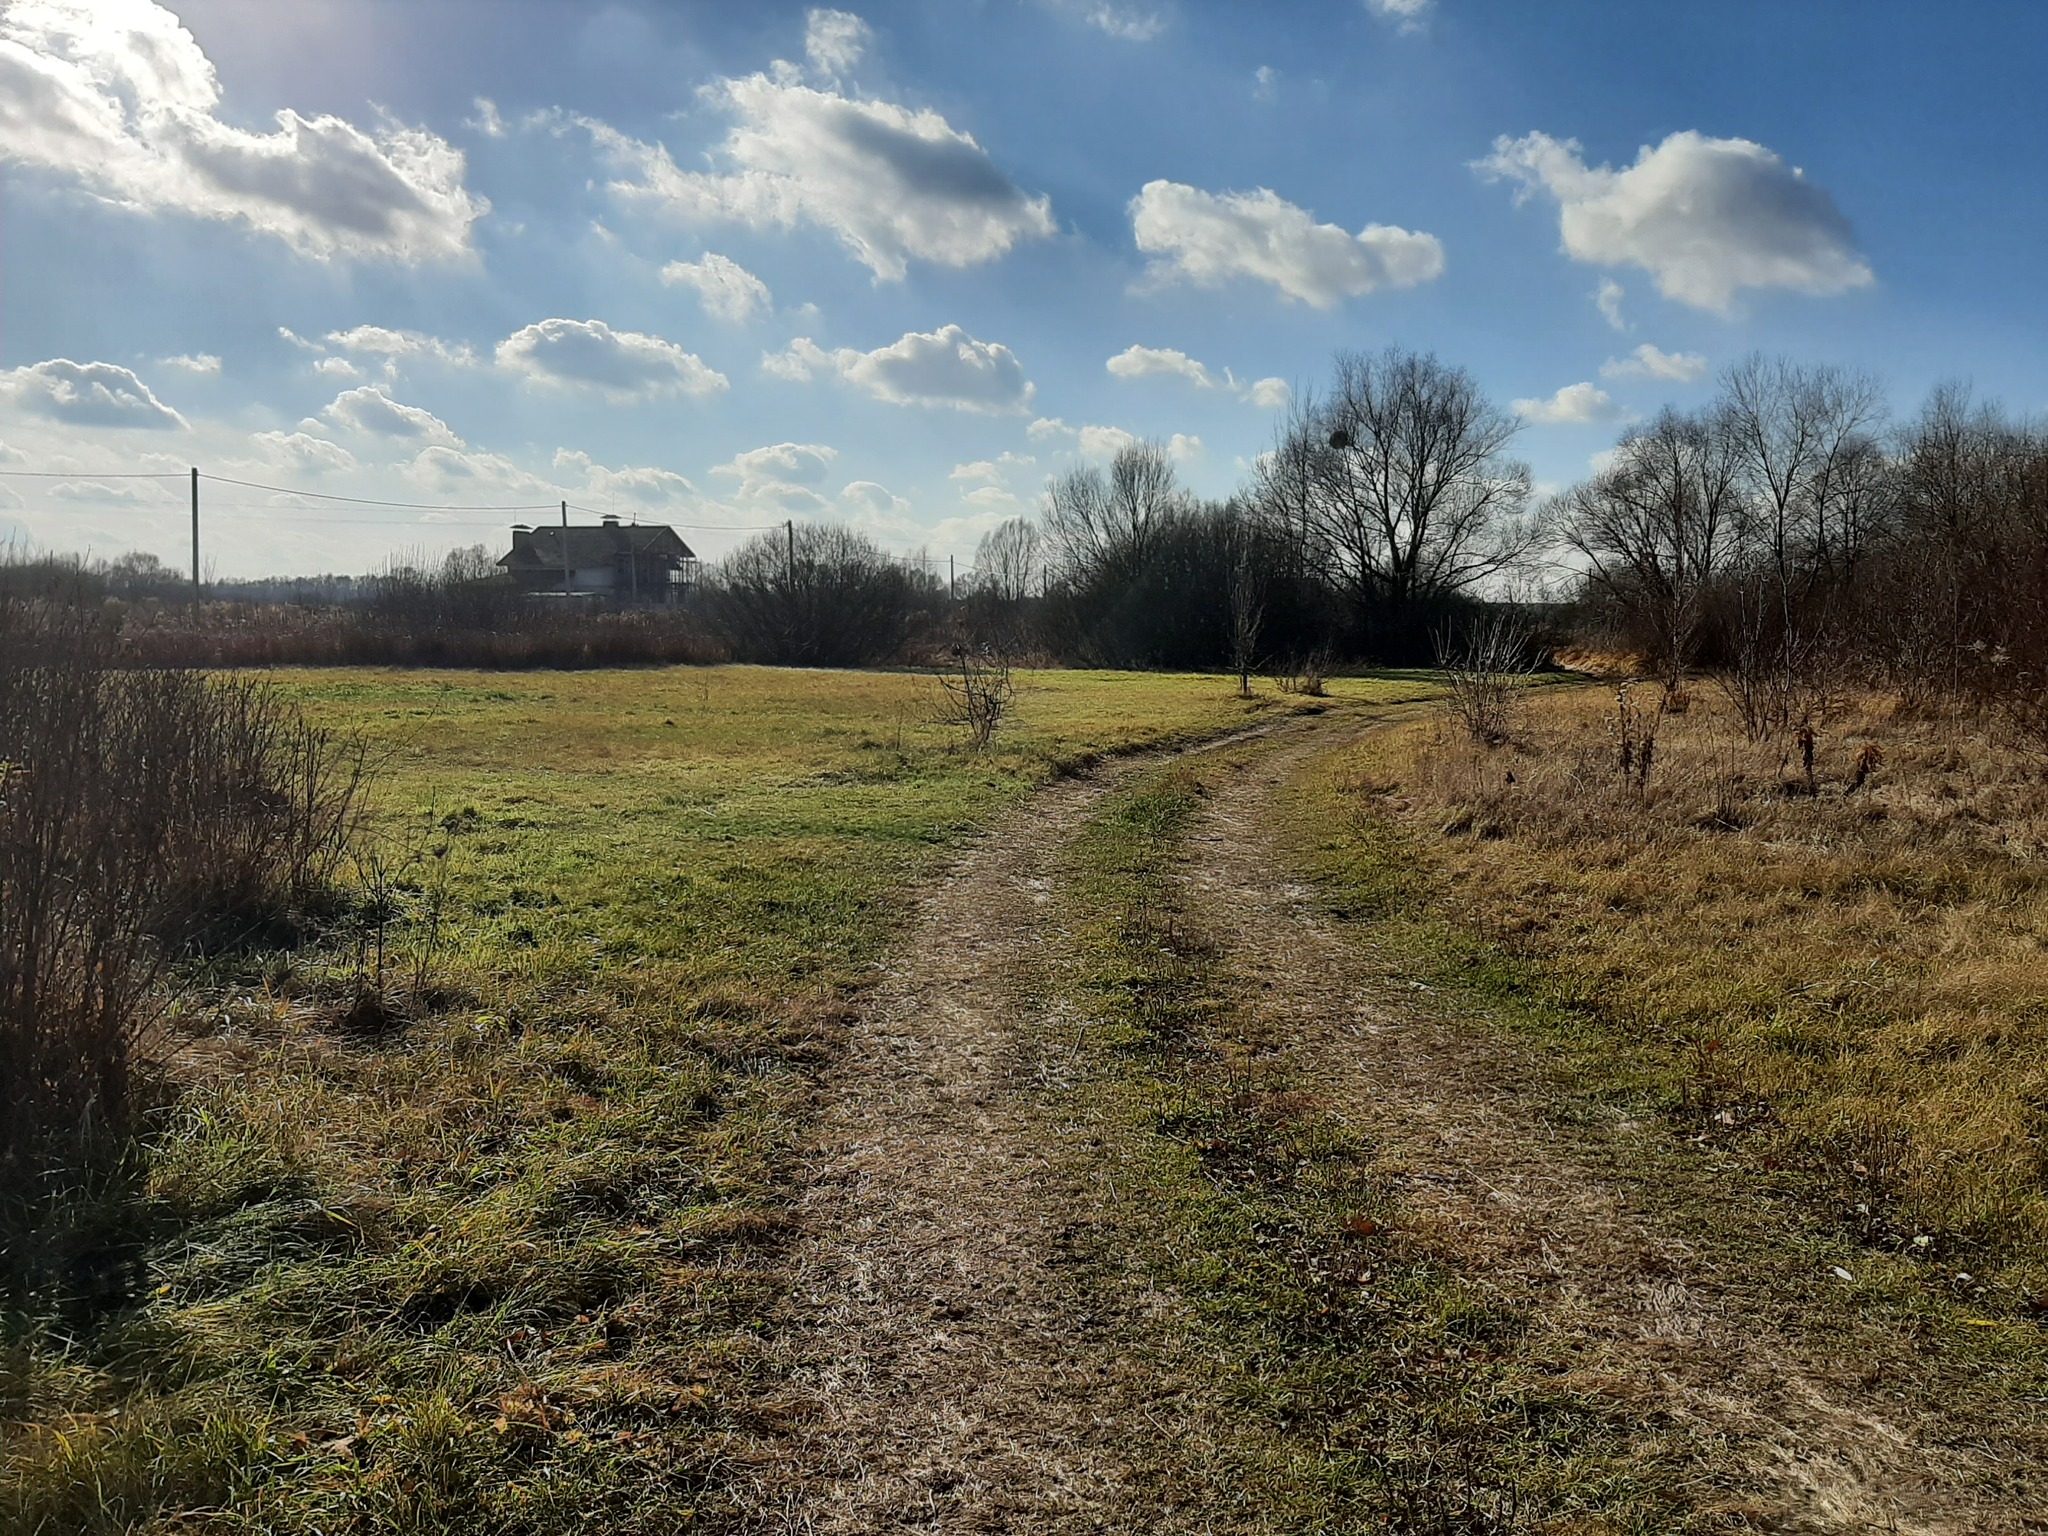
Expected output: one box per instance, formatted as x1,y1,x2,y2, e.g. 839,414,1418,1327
1,666,1319,1535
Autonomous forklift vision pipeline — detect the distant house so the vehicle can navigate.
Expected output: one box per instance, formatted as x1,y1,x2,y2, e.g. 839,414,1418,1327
499,517,697,605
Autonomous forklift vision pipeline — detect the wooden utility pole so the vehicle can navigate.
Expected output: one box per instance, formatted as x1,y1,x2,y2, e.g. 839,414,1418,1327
786,519,795,585
560,500,571,595
190,466,201,598
949,554,955,601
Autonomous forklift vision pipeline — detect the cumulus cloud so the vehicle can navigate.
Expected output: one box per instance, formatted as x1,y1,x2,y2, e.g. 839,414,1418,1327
401,445,549,500
1130,180,1443,307
708,443,855,516
1244,376,1293,409
496,318,727,401
804,9,872,74
1106,344,1216,388
949,452,1035,487
246,430,357,474
838,479,911,522
1028,417,1200,460
325,325,478,367
1513,382,1620,425
553,448,695,506
0,0,485,260
159,352,220,374
1476,130,1874,314
1596,277,1629,331
320,385,462,445
661,252,773,323
765,325,1033,413
1253,65,1279,100
583,65,1054,281
1365,0,1431,30
1601,343,1709,383
50,478,154,505
0,358,185,429
313,356,361,379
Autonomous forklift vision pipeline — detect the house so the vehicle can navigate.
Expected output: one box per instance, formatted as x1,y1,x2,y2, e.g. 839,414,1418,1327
499,517,698,605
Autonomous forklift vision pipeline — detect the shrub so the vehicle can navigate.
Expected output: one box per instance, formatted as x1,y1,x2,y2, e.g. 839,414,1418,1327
0,601,368,1306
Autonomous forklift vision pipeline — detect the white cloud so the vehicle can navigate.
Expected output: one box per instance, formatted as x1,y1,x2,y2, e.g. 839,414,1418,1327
1476,130,1874,314
1253,65,1279,100
804,9,872,75
1513,382,1620,425
245,430,357,474
1596,277,1629,331
660,252,773,323
1244,376,1293,409
839,479,911,522
0,358,185,429
1365,0,1432,30
765,325,1032,413
496,318,728,401
159,352,220,374
1081,4,1164,40
50,478,153,505
582,69,1054,281
1027,417,1194,461
1601,343,1709,384
467,97,506,138
312,356,361,378
1130,180,1443,308
325,325,477,367
1106,344,1216,388
553,448,695,506
711,443,840,516
320,385,462,445
0,0,485,261
949,452,1035,487
401,445,548,499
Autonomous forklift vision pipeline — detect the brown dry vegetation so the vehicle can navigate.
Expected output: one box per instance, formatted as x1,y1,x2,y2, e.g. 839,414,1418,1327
1336,682,2048,1308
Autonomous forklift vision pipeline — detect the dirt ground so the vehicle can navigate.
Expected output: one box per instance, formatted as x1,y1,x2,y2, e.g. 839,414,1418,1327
742,711,2046,1533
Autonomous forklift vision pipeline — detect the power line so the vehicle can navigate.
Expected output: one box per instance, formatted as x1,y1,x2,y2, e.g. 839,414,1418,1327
0,469,187,479
200,472,560,512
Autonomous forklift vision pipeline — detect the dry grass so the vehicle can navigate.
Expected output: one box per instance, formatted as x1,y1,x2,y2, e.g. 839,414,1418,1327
1334,683,2048,1303
0,665,1316,1535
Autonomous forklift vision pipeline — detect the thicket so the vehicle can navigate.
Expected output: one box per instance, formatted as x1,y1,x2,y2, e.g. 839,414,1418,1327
1556,359,2048,745
0,602,368,1310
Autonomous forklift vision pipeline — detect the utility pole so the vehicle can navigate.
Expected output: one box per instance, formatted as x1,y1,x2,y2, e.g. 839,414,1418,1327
785,519,795,586
190,466,201,599
560,500,571,596
948,555,955,601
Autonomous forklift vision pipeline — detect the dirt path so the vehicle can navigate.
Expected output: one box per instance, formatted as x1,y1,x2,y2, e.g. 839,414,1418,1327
748,711,2041,1533
754,748,1209,1534
1177,723,2045,1536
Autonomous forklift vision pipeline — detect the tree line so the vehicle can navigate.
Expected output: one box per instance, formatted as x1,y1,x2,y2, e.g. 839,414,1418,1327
9,343,2044,735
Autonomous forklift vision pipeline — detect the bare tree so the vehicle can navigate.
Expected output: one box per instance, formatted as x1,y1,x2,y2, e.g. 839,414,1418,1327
973,517,1042,603
1286,348,1534,613
1718,355,1889,599
1223,505,1266,696
1553,408,1741,688
1040,439,1188,584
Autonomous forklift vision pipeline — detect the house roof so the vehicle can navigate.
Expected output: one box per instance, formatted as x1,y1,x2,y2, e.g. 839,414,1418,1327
499,523,695,570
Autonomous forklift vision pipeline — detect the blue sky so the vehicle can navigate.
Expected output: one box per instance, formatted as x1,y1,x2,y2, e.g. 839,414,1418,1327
2,0,2043,577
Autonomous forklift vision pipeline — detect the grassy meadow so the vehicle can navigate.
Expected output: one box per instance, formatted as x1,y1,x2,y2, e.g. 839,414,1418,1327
0,665,1349,1535
1282,683,2048,1410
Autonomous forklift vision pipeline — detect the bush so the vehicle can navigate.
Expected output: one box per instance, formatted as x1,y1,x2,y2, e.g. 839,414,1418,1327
0,602,369,1306
709,523,929,666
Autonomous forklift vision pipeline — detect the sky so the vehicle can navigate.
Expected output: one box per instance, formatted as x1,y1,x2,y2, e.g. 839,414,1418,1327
1,0,2044,578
